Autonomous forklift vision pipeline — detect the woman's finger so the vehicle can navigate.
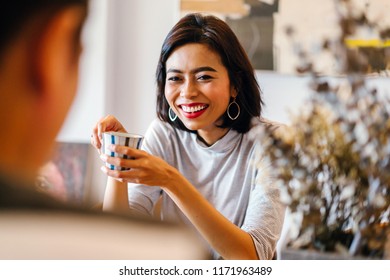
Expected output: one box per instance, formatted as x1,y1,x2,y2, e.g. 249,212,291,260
96,117,106,143
109,145,145,159
93,115,126,151
100,153,140,170
100,165,142,184
91,125,102,151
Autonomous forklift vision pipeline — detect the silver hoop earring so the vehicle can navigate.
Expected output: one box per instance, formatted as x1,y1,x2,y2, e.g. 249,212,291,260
227,98,240,120
168,107,177,121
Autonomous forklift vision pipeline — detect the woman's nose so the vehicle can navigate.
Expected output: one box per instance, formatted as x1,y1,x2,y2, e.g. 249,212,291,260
180,80,198,98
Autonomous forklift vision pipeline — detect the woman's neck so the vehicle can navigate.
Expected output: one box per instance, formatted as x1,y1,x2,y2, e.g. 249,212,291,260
196,127,230,146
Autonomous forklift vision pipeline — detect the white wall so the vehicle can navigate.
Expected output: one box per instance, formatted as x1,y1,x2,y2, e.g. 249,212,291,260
57,0,108,143
105,0,180,136
257,70,311,125
258,70,390,126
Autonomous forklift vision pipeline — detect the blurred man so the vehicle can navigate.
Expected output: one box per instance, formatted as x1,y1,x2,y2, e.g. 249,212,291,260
0,1,88,206
0,0,207,259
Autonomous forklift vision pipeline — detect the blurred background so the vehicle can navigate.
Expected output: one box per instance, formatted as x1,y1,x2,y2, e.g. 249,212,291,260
48,0,390,208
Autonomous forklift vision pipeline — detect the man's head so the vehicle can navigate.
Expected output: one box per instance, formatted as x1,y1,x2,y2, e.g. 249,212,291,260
0,1,88,182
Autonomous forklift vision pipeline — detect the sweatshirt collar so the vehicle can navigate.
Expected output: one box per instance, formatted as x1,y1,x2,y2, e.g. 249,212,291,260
192,128,241,153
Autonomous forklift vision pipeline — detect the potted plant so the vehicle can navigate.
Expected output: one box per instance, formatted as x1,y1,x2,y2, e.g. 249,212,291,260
258,0,390,259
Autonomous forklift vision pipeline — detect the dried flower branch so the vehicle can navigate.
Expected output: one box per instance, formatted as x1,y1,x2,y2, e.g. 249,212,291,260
259,0,390,258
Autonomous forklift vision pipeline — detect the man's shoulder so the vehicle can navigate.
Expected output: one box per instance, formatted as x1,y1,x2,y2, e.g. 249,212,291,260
0,176,209,259
0,176,68,210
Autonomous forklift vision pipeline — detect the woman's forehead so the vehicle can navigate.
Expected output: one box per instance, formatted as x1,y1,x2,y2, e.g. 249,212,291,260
166,43,225,70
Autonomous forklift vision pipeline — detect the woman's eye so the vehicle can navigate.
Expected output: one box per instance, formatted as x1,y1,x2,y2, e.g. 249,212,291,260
167,76,181,82
197,75,212,81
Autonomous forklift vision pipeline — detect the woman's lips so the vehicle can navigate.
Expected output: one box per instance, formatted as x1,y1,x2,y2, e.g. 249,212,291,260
179,103,209,119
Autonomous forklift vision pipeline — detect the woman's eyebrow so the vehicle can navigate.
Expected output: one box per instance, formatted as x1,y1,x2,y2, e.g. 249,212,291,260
191,66,217,73
167,66,218,74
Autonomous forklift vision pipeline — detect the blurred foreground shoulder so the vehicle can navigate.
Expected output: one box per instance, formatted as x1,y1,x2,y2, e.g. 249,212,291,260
0,208,209,260
0,176,209,260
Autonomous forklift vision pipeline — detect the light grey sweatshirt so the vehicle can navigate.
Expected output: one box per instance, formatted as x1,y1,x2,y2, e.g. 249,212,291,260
127,118,285,259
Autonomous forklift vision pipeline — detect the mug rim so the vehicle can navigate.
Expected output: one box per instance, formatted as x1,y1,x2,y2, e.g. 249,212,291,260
102,131,143,139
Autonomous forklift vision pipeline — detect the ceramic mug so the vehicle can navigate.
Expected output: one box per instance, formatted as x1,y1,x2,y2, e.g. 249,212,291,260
101,131,143,170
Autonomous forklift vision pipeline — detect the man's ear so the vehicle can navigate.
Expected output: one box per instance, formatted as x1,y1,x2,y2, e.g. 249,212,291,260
31,6,85,97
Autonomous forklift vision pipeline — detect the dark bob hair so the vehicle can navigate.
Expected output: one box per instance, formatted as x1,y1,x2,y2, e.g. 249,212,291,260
156,13,263,134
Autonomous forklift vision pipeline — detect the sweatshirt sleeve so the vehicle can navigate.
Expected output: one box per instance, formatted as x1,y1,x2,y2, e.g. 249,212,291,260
241,151,286,260
127,119,173,217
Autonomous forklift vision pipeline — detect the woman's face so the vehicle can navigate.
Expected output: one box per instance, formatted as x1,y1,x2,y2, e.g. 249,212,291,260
164,43,236,145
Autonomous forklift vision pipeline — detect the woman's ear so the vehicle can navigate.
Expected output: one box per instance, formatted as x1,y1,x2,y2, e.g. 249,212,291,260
231,87,238,99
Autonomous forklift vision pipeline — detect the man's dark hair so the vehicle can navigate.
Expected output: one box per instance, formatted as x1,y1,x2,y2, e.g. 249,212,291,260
0,0,88,57
156,13,263,134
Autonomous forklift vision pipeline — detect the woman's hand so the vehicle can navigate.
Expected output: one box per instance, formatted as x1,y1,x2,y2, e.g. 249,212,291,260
99,144,178,187
90,115,127,152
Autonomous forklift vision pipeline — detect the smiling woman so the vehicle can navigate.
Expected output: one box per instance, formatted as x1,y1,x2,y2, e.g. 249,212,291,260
164,43,234,144
91,13,285,260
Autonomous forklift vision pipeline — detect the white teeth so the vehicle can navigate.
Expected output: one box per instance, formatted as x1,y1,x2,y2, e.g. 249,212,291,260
181,105,207,113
